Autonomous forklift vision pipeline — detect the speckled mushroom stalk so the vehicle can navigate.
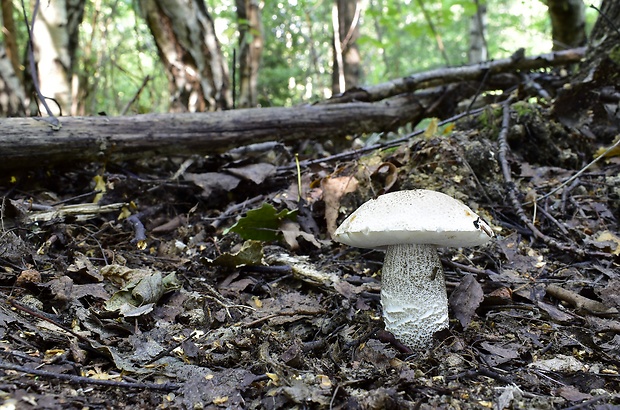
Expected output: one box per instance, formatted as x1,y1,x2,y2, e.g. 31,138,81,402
381,243,448,348
334,189,494,350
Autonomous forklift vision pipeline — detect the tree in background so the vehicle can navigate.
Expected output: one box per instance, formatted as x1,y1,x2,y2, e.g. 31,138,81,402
546,0,587,50
0,43,27,116
0,0,602,116
236,0,263,108
0,0,27,117
332,0,361,94
32,0,84,116
468,0,487,63
138,0,231,112
553,0,619,144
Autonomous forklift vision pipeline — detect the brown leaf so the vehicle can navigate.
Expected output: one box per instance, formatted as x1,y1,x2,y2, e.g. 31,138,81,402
449,274,483,329
185,172,240,198
225,163,276,184
321,176,358,238
555,385,592,402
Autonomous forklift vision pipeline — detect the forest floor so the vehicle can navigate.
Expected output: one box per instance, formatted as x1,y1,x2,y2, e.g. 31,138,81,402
1,85,620,409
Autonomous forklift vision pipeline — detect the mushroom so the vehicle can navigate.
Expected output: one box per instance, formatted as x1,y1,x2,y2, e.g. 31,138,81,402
334,189,494,349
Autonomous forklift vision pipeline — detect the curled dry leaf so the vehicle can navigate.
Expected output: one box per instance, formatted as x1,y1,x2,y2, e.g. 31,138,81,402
449,274,484,329
321,176,358,238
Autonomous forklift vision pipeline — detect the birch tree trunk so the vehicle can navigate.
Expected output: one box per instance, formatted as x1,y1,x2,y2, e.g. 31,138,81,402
32,0,84,116
138,0,232,112
331,0,361,95
468,2,487,63
0,44,27,116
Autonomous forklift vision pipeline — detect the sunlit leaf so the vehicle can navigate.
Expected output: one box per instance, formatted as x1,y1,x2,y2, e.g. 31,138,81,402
224,203,296,241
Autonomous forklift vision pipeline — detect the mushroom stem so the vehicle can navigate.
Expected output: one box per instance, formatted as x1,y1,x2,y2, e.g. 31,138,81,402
381,243,449,349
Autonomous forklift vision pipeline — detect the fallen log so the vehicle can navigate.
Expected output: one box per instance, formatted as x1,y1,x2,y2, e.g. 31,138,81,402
0,48,585,170
0,93,427,170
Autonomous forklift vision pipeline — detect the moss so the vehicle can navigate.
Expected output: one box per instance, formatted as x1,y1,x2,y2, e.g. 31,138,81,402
608,45,620,65
511,100,537,118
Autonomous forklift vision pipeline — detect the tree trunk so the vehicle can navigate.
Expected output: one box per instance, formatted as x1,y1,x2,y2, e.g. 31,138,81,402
0,94,428,170
468,2,487,63
32,0,84,116
332,0,361,95
138,0,232,112
1,0,22,83
552,0,620,143
0,43,27,116
547,0,586,51
235,0,263,108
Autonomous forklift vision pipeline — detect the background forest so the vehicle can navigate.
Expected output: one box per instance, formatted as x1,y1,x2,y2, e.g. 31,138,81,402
4,0,620,408
0,0,601,117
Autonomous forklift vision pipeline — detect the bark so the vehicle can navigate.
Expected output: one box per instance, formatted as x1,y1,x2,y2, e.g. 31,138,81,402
138,0,232,112
325,47,585,104
0,94,428,170
0,47,586,170
1,0,21,83
552,0,620,143
0,43,27,116
236,0,263,108
32,0,83,116
547,0,586,51
468,2,487,63
332,0,361,94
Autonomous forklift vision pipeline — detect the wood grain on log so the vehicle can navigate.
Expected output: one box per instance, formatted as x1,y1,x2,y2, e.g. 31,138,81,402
0,94,425,169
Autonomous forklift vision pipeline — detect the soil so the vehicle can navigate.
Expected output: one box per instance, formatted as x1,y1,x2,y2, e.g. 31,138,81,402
1,96,619,408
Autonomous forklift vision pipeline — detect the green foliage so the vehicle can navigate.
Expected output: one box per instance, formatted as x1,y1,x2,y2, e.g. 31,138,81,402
60,0,601,113
76,0,169,115
224,203,296,242
258,0,333,106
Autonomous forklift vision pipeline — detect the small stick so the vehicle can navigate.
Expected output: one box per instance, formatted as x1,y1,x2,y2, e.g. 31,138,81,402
546,283,617,316
0,360,178,391
530,136,620,205
496,100,607,258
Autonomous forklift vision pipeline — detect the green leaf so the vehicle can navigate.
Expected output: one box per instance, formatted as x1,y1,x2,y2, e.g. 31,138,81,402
224,203,296,241
212,240,264,268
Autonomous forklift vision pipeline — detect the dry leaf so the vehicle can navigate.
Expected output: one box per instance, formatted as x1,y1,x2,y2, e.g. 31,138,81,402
449,274,483,329
321,176,358,237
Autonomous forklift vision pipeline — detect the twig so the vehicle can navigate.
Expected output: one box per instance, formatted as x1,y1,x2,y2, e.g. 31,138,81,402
8,298,95,346
0,360,178,391
278,107,487,172
546,284,618,316
497,100,597,258
531,136,620,205
210,195,265,228
447,366,514,385
563,395,615,410
203,283,256,320
127,214,147,245
120,75,151,115
243,309,325,327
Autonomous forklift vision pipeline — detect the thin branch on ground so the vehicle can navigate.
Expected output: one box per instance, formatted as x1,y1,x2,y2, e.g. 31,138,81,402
0,360,179,391
496,99,611,258
531,136,620,204
546,284,618,316
279,106,487,172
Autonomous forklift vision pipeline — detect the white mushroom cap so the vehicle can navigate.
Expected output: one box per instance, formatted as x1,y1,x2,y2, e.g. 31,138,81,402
334,189,493,248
